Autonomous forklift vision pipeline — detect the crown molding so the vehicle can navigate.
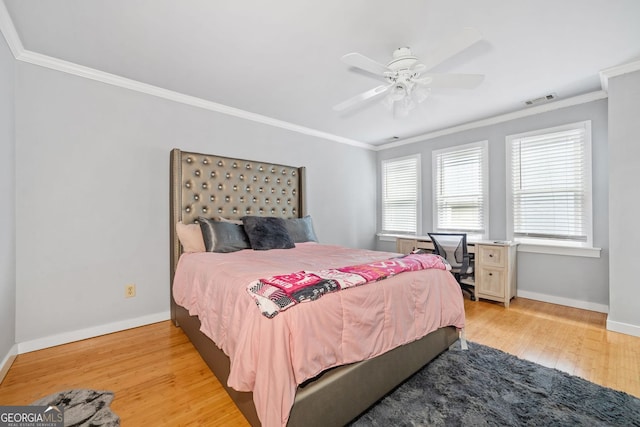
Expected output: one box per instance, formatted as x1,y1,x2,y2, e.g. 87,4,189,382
16,50,374,150
0,0,23,57
0,4,373,151
599,59,640,92
375,90,608,151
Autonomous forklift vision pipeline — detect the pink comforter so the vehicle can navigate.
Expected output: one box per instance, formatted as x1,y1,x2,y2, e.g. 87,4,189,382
173,243,465,426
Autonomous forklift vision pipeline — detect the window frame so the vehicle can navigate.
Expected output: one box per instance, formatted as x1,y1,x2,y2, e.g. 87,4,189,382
431,140,489,240
506,120,599,257
380,154,421,236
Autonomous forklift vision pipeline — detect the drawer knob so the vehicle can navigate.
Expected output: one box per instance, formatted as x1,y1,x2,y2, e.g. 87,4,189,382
489,272,493,276
489,254,494,257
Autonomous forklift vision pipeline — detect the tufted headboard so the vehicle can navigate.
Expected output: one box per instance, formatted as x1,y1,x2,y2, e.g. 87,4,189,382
169,148,306,322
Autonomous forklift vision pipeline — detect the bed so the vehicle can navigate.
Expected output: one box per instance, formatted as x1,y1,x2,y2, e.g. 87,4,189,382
169,149,465,426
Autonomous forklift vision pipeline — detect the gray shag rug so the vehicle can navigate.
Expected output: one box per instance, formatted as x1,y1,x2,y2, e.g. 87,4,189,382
31,389,119,427
351,341,640,426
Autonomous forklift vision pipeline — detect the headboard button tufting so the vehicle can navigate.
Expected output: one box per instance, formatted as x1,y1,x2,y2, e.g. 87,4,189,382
172,151,303,236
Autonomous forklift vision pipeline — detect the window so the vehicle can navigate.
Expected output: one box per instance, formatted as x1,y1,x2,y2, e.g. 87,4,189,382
432,141,489,238
506,121,593,249
381,155,420,234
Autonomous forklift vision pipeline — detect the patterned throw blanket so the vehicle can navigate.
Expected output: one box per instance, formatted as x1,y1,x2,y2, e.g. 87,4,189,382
246,253,450,318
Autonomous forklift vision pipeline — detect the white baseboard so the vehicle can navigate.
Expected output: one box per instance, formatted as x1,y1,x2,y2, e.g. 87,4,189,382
0,344,18,384
17,311,171,354
516,290,609,313
606,319,640,337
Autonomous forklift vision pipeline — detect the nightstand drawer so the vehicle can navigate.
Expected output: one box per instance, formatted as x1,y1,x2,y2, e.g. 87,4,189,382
476,267,505,299
477,245,505,267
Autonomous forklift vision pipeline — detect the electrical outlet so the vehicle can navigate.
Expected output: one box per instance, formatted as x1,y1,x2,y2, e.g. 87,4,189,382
125,284,136,298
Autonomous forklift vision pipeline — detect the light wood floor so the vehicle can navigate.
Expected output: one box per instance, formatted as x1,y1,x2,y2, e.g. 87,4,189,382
1,297,639,426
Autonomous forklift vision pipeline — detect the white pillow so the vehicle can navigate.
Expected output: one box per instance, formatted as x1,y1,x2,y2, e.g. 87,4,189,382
176,221,206,253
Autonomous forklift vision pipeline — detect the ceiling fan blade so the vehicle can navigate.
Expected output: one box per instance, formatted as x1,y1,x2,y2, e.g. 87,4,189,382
341,52,390,76
332,84,392,112
421,27,483,71
416,73,484,89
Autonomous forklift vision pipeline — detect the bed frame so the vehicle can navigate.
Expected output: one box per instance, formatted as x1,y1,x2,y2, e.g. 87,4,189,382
169,148,458,426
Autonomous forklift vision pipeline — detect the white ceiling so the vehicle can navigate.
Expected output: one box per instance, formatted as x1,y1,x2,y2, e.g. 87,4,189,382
3,0,640,146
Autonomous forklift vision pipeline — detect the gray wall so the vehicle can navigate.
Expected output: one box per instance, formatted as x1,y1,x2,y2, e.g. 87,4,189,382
377,99,610,307
0,34,16,358
14,62,377,343
608,70,640,331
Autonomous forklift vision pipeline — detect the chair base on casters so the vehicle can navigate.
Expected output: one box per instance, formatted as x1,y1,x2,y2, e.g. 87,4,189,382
460,283,476,301
456,273,476,301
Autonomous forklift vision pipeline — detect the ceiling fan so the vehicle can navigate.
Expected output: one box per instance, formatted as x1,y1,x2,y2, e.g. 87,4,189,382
333,28,485,117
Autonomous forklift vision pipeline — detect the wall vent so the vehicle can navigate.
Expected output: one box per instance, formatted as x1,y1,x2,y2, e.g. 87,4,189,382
524,93,557,106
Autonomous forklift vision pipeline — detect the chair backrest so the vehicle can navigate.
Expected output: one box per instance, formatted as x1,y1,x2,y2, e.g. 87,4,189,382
427,233,468,270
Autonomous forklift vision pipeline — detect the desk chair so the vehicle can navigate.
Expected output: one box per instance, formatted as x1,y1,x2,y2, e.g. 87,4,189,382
427,233,476,301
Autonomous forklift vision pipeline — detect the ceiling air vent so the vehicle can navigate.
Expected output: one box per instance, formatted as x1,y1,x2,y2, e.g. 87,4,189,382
524,93,557,106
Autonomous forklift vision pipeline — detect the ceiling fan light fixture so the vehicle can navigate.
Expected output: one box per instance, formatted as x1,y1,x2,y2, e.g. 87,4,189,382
389,83,407,101
411,85,431,104
394,96,415,117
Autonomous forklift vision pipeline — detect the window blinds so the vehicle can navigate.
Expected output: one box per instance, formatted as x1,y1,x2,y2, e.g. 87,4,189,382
434,144,486,234
382,156,419,234
510,125,588,242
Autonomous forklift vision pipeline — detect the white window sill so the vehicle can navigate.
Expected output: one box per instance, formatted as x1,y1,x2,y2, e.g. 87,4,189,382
517,243,601,258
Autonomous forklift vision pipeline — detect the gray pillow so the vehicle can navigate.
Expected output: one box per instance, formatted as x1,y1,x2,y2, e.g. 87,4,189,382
242,216,295,250
284,216,319,243
198,217,251,253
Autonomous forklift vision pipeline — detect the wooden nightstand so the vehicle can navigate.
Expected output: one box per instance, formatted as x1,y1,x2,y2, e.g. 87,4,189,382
474,243,518,308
